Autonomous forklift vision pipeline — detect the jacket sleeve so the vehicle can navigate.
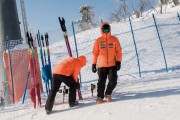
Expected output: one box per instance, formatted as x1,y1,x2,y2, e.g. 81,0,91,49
115,38,122,62
92,39,99,64
72,66,81,83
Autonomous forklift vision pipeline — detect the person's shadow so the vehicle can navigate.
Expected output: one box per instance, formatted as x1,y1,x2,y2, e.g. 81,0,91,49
112,87,180,102
50,97,97,114
49,85,180,115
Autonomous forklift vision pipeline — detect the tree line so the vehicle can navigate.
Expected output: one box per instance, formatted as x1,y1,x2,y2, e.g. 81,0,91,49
76,0,179,32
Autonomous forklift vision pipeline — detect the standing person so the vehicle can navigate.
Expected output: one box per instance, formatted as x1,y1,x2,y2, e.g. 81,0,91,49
92,22,122,104
45,55,86,114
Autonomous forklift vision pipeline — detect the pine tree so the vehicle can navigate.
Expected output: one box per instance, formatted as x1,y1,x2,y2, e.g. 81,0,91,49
75,5,96,32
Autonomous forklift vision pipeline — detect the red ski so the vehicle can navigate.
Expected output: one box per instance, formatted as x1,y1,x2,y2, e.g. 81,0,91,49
27,32,42,108
58,17,83,100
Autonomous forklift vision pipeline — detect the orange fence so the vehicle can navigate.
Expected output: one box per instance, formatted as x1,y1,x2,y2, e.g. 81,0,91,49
3,48,43,103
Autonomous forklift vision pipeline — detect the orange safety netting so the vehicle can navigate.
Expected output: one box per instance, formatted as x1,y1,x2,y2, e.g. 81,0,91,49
3,48,43,103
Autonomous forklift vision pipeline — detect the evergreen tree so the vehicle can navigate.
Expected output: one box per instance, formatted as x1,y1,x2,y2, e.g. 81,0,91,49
75,5,96,32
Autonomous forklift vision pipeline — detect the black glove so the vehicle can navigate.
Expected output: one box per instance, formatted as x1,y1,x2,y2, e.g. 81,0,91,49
116,61,121,71
76,82,80,89
92,64,97,73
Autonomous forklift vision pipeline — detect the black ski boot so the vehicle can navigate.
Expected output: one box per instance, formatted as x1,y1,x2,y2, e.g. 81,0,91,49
69,100,79,108
45,109,52,115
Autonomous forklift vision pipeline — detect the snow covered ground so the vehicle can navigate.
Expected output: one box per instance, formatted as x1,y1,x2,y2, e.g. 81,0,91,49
0,5,180,120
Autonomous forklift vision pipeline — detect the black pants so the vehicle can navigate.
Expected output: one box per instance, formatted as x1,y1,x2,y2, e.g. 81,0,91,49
45,74,77,111
97,66,117,99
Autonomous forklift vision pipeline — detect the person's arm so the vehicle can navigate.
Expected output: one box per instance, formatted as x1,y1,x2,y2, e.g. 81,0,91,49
72,67,81,83
92,39,99,73
92,39,99,64
115,38,122,71
116,38,122,62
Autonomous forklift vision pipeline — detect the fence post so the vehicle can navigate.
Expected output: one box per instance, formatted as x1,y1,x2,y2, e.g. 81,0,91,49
72,22,82,86
128,17,141,77
152,14,168,72
177,13,180,21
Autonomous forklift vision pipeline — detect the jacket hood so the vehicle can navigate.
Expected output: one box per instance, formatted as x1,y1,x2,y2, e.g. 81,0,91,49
77,55,86,67
100,22,111,38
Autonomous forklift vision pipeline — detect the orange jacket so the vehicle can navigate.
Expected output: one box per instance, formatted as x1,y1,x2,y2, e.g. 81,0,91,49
53,55,86,83
92,22,122,67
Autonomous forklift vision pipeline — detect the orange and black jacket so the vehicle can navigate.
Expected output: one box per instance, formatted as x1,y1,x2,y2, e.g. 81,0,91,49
92,22,122,68
53,56,86,83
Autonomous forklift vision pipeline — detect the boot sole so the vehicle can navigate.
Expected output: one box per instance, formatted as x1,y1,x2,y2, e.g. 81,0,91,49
96,100,103,104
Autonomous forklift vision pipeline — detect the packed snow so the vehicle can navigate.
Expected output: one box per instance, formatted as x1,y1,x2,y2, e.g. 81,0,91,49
0,5,180,120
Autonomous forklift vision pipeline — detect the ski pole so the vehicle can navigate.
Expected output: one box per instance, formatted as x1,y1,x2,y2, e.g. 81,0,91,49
22,68,30,104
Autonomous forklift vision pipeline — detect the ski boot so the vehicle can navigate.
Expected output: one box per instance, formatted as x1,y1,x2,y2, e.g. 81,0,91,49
96,97,103,104
45,109,52,115
69,100,79,108
105,95,111,102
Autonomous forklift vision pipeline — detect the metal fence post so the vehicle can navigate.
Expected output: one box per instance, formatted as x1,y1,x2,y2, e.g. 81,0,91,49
128,17,141,77
152,14,168,72
72,22,82,86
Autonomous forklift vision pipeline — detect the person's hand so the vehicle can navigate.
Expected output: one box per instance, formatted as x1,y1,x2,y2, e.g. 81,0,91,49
116,61,121,71
92,64,97,73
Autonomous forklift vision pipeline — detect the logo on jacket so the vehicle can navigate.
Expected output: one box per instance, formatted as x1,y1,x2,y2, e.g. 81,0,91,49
100,41,105,48
109,43,114,48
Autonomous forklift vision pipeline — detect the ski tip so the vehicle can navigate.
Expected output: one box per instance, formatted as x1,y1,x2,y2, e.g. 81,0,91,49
45,33,48,39
41,35,44,40
26,32,29,38
58,17,61,21
58,16,67,32
30,33,32,37
62,17,65,24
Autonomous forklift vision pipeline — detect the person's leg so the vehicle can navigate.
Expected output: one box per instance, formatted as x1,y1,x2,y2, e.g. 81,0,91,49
97,67,108,99
45,74,62,111
105,66,117,96
60,76,77,106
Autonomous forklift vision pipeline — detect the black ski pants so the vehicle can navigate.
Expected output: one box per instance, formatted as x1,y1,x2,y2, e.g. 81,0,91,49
97,66,117,99
45,74,77,111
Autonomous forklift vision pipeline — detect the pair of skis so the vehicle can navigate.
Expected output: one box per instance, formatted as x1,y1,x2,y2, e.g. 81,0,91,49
58,17,83,100
27,32,41,108
37,31,52,96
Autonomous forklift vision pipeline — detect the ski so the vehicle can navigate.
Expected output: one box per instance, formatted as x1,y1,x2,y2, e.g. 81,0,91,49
37,31,49,95
44,33,52,88
22,68,30,104
41,34,50,94
27,32,41,108
58,17,83,100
